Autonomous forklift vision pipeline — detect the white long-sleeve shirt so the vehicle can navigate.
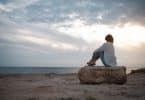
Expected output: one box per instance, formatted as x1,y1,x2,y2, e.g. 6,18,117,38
94,42,117,66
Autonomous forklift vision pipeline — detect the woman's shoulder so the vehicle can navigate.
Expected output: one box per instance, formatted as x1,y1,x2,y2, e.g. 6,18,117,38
103,42,114,48
102,42,110,45
105,42,113,45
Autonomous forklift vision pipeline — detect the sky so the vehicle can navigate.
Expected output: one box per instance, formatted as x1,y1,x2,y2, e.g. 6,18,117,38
0,0,145,67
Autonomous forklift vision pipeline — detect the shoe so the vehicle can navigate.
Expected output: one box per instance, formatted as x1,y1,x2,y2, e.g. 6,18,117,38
87,59,96,66
87,62,96,66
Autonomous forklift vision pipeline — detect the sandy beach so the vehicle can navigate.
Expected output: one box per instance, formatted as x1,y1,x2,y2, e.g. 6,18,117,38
0,68,145,100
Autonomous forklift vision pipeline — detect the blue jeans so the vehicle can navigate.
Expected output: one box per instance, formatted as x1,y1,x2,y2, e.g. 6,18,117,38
92,51,111,67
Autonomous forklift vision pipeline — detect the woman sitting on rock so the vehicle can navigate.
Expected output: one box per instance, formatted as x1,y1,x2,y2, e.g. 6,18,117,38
87,34,117,67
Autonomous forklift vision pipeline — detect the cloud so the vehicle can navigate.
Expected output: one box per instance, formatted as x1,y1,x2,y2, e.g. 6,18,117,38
0,0,39,12
0,0,145,66
0,16,90,53
116,43,145,67
0,17,91,66
1,0,145,26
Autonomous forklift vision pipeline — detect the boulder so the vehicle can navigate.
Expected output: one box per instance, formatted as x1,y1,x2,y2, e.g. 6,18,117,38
78,66,127,84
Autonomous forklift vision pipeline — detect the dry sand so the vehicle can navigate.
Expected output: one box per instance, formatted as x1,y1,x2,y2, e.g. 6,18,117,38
0,69,145,100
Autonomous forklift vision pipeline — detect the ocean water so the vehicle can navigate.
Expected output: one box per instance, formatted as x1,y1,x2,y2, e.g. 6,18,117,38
0,66,141,74
0,67,80,74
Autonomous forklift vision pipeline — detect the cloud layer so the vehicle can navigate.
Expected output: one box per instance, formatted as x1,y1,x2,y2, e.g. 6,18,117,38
0,0,145,67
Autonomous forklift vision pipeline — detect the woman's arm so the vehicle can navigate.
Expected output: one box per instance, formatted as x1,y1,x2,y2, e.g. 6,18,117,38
94,43,106,52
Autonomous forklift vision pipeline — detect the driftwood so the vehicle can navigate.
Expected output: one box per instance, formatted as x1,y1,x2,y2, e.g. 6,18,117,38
78,66,127,84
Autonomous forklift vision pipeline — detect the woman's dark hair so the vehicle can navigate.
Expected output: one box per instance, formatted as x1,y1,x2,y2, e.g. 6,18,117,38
105,34,114,43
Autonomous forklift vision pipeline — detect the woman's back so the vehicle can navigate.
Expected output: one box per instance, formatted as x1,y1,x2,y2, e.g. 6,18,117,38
87,34,117,67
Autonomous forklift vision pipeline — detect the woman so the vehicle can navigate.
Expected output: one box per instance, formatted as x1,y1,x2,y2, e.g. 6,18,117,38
87,34,117,67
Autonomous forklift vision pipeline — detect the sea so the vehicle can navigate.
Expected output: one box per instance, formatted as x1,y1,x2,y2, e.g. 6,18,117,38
0,67,80,74
0,66,142,74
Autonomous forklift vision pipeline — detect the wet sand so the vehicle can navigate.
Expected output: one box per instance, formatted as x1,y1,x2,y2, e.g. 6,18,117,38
0,69,145,100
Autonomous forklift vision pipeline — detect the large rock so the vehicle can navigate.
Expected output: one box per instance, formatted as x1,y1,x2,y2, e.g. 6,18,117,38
78,66,127,84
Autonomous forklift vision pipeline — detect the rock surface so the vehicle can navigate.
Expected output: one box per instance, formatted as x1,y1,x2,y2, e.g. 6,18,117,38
78,66,127,84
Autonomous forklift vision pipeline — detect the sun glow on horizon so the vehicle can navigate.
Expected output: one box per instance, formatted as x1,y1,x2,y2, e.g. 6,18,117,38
54,20,145,49
113,24,145,48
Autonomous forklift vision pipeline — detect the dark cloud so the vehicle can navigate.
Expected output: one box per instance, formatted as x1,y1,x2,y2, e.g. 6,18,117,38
0,0,10,4
1,0,145,26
